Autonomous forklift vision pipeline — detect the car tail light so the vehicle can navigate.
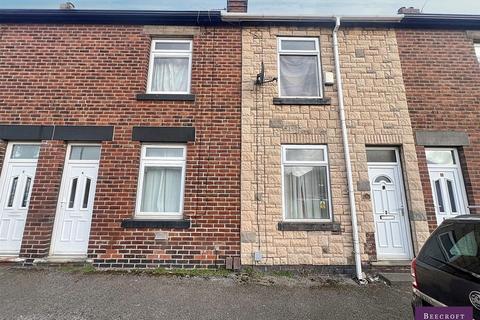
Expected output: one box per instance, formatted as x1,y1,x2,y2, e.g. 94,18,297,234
411,258,418,289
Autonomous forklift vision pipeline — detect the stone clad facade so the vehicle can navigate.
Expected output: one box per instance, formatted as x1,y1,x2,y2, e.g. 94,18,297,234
240,26,430,267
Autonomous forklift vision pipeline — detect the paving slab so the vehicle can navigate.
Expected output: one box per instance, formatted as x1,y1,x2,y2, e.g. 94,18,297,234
379,272,412,283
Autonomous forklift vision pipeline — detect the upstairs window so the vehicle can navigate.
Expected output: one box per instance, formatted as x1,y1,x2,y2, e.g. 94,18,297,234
475,43,480,63
277,37,322,98
147,39,192,94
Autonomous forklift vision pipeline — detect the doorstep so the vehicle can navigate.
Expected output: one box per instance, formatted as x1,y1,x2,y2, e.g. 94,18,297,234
0,256,25,263
34,256,91,265
370,260,412,267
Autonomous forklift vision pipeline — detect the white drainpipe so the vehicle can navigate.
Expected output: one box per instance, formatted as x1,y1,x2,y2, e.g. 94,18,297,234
332,16,366,283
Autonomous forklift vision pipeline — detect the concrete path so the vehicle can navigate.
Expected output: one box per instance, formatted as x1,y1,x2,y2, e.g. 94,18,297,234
0,267,412,320
379,272,412,283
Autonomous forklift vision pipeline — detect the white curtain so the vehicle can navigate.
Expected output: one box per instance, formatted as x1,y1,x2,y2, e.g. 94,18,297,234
141,167,181,213
279,55,320,97
151,57,189,92
284,166,328,219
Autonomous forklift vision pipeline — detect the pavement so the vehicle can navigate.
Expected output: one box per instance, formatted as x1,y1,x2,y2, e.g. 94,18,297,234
0,266,413,320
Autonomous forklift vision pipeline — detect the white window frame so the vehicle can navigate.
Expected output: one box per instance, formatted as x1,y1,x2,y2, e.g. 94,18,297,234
277,37,323,98
475,43,480,63
146,39,193,94
0,142,41,211
135,144,186,219
281,144,332,222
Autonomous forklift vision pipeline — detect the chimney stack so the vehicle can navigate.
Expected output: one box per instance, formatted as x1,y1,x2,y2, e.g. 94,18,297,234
227,0,248,12
59,2,75,10
397,6,420,14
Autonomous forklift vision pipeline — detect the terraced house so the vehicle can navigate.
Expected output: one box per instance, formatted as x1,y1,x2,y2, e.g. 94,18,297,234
396,13,480,231
231,9,479,280
0,4,243,268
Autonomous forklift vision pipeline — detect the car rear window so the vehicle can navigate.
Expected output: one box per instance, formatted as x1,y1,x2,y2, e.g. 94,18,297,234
420,222,480,275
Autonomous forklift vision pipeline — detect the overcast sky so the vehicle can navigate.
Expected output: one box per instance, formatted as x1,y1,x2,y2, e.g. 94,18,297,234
0,0,479,15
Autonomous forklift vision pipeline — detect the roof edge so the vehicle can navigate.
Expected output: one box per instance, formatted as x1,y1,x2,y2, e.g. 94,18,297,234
221,12,480,29
0,9,223,26
221,12,403,23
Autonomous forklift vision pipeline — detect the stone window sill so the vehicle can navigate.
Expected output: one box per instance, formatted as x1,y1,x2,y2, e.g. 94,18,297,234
121,219,191,229
136,93,196,101
273,97,331,105
277,221,341,232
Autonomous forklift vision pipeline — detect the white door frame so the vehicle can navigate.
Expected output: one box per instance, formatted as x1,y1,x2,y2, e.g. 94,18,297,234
0,142,41,257
367,147,414,260
49,143,101,258
426,147,470,224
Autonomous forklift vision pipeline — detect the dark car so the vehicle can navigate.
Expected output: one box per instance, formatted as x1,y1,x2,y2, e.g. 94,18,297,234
412,215,480,317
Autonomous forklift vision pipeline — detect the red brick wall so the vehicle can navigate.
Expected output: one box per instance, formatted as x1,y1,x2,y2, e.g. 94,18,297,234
20,141,66,257
0,24,242,268
396,29,480,231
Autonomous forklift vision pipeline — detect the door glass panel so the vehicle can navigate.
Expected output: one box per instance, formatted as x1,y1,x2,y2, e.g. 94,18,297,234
446,179,457,213
21,177,32,208
435,180,445,213
426,150,455,165
374,175,392,184
366,150,397,163
68,178,78,208
70,146,101,161
11,145,40,160
82,178,91,209
7,176,18,207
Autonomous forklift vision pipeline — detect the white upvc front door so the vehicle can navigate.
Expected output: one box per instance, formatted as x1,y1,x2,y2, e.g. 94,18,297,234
367,148,413,260
50,144,101,257
0,143,40,256
426,148,469,225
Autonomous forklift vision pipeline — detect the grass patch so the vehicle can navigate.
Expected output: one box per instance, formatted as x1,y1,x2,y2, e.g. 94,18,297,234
57,264,233,278
81,264,96,273
151,267,232,278
58,265,80,273
58,263,96,274
242,267,259,277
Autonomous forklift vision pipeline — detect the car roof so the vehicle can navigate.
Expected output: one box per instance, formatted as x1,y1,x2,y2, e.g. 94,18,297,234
445,214,480,222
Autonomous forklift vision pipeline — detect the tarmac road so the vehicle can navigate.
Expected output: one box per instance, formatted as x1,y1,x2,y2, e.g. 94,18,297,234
0,266,411,320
